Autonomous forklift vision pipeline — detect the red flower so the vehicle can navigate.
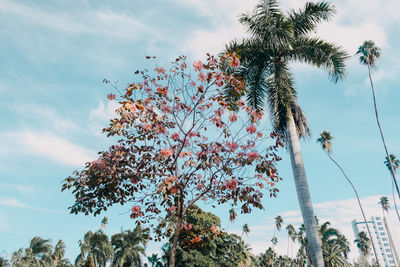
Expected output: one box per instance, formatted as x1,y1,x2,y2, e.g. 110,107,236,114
229,113,238,122
171,133,180,141
246,125,257,134
193,60,203,71
226,179,237,190
131,205,141,213
107,94,116,100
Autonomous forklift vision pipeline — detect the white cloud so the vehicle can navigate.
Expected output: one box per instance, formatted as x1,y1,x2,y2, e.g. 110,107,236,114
0,130,96,166
0,197,65,214
20,131,97,166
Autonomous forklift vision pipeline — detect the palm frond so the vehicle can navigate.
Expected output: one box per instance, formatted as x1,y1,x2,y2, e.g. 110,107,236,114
288,37,349,82
288,1,336,37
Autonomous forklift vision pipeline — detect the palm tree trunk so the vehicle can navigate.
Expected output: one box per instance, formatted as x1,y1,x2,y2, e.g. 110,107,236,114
286,114,324,267
325,152,380,265
392,179,400,222
367,64,400,204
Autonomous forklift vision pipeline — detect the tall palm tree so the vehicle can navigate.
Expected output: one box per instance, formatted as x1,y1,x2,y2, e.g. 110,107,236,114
242,223,250,238
354,231,370,265
378,196,400,266
384,154,400,222
317,131,379,264
272,216,283,247
357,40,400,201
226,1,348,265
111,226,148,267
285,224,295,257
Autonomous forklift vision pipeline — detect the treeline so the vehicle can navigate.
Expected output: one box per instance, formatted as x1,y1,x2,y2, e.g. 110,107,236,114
0,205,378,267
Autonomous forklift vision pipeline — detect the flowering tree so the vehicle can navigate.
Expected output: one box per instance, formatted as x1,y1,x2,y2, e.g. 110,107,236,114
62,54,283,267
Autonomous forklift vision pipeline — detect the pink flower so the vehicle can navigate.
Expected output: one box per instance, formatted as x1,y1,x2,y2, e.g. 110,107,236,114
160,148,173,157
247,151,259,160
229,113,238,122
193,60,203,71
246,125,257,134
226,141,239,152
226,179,237,190
171,133,180,141
131,205,141,213
210,225,219,233
107,94,116,100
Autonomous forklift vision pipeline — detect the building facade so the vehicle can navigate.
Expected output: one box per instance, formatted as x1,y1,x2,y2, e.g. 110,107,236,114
352,216,398,267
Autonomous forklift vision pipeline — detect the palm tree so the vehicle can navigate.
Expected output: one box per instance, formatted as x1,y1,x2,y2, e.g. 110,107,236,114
285,224,295,257
242,223,250,238
258,247,277,267
75,230,113,267
354,231,370,265
146,254,163,267
225,2,348,265
317,131,379,264
271,216,283,247
384,155,400,222
378,197,400,266
357,40,400,202
229,208,237,222
111,225,148,267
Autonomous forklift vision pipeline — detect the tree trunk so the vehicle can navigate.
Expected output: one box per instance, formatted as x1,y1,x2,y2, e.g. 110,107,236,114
169,217,182,267
367,64,400,207
326,153,379,265
286,114,324,267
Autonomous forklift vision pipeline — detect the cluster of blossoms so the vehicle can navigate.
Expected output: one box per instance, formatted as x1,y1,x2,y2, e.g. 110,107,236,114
63,54,283,248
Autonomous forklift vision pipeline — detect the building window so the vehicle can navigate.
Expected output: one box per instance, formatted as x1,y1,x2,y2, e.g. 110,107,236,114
386,249,391,252
375,217,380,220
388,255,393,258
384,243,389,246
380,232,386,236
379,227,384,230
377,222,382,225
382,238,387,241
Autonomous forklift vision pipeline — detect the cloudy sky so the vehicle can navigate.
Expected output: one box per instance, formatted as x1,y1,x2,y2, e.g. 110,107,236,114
1,0,400,263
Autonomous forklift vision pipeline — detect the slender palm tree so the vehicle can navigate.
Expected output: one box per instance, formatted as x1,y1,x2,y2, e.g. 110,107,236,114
354,231,370,265
242,223,250,238
384,154,400,222
357,41,400,201
111,226,148,267
285,224,295,257
378,196,400,266
272,216,283,247
258,247,277,267
225,2,348,265
317,131,379,264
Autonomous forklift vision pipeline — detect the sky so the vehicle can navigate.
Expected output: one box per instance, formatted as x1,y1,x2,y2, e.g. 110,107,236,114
1,0,400,263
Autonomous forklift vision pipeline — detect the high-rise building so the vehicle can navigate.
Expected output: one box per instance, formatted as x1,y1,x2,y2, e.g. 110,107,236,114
352,216,399,267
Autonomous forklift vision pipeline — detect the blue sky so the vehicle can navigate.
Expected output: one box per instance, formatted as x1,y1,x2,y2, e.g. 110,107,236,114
1,0,400,263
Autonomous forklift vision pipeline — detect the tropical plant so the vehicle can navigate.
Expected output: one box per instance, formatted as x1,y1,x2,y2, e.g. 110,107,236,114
242,223,250,238
357,40,400,202
318,222,350,266
75,230,113,267
145,254,163,267
225,1,348,265
354,231,371,265
285,224,296,257
384,154,400,222
111,225,148,267
317,131,379,263
271,216,283,247
0,257,9,267
258,247,277,267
